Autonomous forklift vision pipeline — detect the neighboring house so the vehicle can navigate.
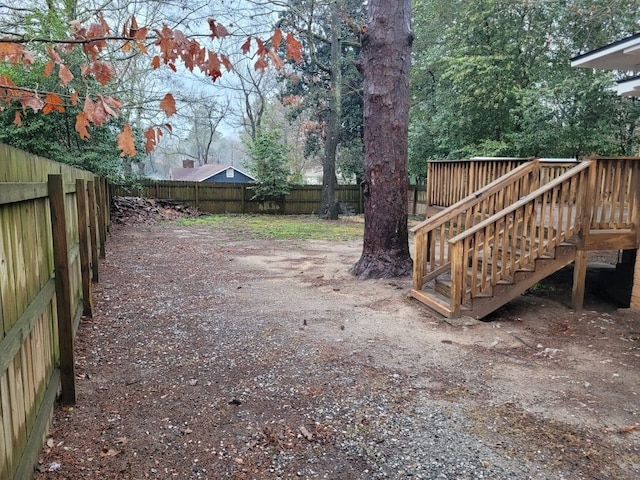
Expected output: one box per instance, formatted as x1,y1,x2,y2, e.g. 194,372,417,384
169,161,256,183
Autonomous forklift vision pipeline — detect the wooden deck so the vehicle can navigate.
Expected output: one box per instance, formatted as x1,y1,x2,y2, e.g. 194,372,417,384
411,157,640,319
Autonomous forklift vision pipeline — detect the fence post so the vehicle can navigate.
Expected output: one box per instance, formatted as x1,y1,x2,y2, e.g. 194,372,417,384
104,178,112,231
76,179,93,317
48,174,76,405
96,179,107,259
87,180,100,283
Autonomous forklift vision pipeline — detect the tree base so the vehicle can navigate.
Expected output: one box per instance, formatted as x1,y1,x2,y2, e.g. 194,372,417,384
350,252,413,280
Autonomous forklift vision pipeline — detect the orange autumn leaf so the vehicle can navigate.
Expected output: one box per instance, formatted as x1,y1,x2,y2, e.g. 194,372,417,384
206,51,221,79
84,95,106,126
75,111,91,138
208,18,229,38
254,56,268,72
128,15,139,36
117,123,137,157
82,14,110,60
286,33,303,63
272,29,283,50
255,38,268,56
136,41,148,54
135,26,148,41
160,93,176,117
0,74,16,88
0,43,26,64
143,127,157,153
90,61,115,85
70,90,79,106
100,95,122,112
241,37,252,54
13,111,21,126
221,54,233,72
42,93,65,114
151,55,161,69
268,49,284,71
46,45,62,63
59,64,74,86
20,92,44,113
44,60,55,77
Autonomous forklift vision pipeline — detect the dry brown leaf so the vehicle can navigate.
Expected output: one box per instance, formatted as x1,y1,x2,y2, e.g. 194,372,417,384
619,424,638,434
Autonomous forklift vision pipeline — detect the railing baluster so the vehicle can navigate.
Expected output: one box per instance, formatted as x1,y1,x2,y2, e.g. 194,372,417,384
450,242,463,316
470,232,480,297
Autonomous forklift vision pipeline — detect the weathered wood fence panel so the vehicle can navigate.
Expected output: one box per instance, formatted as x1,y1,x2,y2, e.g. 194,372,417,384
0,144,109,480
113,181,427,216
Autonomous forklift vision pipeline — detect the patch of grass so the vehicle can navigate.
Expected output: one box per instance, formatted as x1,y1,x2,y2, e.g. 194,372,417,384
176,214,364,241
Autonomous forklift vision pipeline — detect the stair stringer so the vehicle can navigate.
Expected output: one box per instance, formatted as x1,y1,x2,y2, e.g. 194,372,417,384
465,243,577,320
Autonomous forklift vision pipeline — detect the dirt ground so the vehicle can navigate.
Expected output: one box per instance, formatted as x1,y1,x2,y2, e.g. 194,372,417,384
35,216,640,479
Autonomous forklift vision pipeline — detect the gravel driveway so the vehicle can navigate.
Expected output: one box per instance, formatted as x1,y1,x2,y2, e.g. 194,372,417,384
36,219,640,479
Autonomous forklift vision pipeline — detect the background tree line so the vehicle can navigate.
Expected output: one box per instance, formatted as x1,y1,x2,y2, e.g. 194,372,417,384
1,0,640,186
408,0,640,182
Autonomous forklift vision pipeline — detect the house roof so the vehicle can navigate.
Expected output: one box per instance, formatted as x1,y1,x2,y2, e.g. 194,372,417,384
571,33,640,71
613,74,640,97
169,164,255,182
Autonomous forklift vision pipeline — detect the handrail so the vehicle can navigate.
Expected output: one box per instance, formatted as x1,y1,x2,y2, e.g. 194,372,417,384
411,160,540,234
448,161,593,245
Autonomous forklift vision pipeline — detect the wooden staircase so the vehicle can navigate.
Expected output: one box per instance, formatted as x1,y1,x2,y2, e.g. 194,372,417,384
413,236,577,319
411,157,640,320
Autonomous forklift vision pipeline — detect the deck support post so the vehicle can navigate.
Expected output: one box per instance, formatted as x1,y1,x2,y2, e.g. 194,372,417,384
572,160,597,313
571,249,587,312
631,248,640,311
630,161,640,312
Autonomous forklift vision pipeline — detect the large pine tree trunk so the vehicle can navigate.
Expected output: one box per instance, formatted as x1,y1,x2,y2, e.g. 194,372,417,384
351,0,413,279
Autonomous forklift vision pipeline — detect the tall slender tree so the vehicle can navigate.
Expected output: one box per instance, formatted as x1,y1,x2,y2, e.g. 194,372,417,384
351,0,413,279
278,0,364,217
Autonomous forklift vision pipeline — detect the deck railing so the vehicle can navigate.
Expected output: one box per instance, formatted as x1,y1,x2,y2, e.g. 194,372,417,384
589,157,639,230
447,161,592,315
426,158,579,207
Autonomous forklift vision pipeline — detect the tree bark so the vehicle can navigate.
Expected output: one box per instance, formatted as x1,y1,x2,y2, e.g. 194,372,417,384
351,0,413,279
320,1,342,219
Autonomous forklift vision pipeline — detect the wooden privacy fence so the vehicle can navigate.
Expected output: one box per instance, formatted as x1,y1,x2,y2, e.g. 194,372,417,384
426,157,579,208
0,144,109,480
114,181,429,216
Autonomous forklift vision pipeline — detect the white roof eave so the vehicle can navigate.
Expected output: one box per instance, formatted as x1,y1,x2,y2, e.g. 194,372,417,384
571,36,640,71
613,77,640,97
